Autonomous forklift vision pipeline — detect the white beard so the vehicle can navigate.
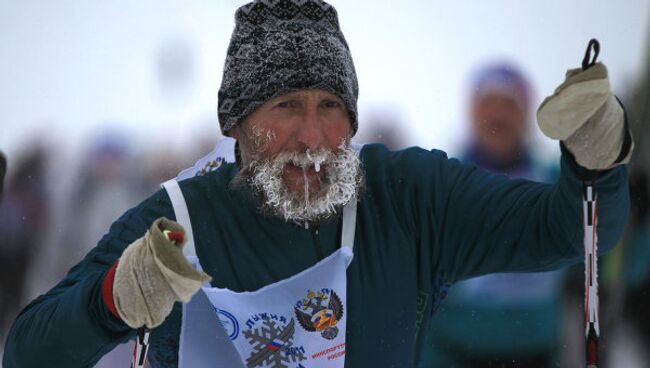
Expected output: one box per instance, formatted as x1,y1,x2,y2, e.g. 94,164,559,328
239,142,363,225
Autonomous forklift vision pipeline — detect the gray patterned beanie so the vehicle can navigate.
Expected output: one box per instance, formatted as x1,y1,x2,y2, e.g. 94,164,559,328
218,0,359,136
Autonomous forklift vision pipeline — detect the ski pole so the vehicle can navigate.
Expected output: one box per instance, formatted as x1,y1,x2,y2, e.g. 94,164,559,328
131,229,185,368
132,327,151,368
583,179,599,368
581,38,600,368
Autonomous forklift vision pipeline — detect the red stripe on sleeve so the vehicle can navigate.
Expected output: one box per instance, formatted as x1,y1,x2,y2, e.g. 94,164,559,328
102,259,121,319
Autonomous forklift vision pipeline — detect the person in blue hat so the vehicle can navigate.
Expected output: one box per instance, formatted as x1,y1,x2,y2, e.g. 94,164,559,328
422,62,565,368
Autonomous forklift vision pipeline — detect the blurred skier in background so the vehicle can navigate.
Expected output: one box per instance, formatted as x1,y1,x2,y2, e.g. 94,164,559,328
422,62,564,368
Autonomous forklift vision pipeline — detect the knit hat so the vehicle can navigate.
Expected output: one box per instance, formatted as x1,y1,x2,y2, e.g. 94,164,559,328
218,0,359,136
471,62,531,113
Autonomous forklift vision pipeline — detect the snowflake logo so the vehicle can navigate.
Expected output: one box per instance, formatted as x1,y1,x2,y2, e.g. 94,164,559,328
243,318,306,368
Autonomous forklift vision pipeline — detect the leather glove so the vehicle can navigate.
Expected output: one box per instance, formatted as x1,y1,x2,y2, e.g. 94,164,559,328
537,62,633,170
112,217,211,328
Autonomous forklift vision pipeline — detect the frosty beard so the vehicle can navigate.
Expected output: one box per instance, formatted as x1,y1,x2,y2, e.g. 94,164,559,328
233,141,363,225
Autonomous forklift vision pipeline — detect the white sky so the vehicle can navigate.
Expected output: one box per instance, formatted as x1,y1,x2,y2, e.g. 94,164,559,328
1,0,648,160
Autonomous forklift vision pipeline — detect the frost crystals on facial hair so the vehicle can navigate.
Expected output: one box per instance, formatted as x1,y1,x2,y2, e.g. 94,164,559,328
242,142,363,225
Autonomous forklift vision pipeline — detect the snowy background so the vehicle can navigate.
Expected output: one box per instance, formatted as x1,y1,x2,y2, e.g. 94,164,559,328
1,0,649,159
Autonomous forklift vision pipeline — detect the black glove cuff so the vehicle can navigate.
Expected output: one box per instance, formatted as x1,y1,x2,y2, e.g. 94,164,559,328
613,96,633,164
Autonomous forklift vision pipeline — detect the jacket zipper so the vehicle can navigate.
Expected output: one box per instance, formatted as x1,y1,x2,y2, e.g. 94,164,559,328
311,227,324,261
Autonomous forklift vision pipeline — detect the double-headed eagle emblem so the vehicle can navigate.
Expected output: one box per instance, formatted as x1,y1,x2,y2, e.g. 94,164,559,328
294,289,344,340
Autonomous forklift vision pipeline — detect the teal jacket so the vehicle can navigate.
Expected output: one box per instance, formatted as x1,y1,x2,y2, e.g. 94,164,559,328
422,145,564,364
4,144,629,367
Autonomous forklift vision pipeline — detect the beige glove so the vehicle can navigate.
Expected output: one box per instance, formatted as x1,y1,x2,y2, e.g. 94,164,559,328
113,217,211,328
537,62,633,170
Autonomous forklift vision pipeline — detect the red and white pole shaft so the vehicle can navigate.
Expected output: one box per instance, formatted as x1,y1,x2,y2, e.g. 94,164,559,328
583,181,600,368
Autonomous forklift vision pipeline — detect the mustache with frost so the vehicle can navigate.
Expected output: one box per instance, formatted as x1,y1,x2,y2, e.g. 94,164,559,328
231,141,364,225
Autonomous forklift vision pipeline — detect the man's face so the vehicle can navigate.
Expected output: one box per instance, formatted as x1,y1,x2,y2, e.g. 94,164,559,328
471,92,527,161
230,89,362,224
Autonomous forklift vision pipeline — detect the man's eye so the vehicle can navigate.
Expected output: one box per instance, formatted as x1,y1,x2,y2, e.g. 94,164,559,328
322,100,342,108
275,100,300,109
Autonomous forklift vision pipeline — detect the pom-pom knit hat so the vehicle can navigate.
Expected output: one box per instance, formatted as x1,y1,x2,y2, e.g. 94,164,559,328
218,0,359,135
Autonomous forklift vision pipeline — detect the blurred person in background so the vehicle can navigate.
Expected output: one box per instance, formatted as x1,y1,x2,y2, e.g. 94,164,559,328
0,151,6,197
2,1,633,367
41,131,153,368
605,156,650,367
609,61,650,365
53,131,148,268
140,144,190,191
355,106,410,150
42,129,219,368
134,117,224,192
0,146,51,350
421,62,564,368
617,155,650,362
595,75,650,367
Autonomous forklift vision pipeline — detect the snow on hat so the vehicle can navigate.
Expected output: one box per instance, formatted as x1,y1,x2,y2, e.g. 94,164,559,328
218,0,359,136
471,62,531,112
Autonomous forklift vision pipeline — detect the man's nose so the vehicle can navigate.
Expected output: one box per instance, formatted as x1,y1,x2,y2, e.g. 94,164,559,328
296,105,325,151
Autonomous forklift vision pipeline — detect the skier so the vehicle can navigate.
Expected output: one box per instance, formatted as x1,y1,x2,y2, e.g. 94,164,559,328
423,62,566,367
0,151,5,197
4,1,632,367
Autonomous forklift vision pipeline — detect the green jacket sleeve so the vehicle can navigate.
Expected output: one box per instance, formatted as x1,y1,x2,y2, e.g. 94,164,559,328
3,190,174,368
427,145,629,284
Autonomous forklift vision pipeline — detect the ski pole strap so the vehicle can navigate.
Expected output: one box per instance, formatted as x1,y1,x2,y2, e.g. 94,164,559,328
132,327,151,368
583,181,599,367
582,38,600,70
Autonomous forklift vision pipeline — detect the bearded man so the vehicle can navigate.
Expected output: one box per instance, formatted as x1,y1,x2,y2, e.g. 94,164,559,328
4,1,632,367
